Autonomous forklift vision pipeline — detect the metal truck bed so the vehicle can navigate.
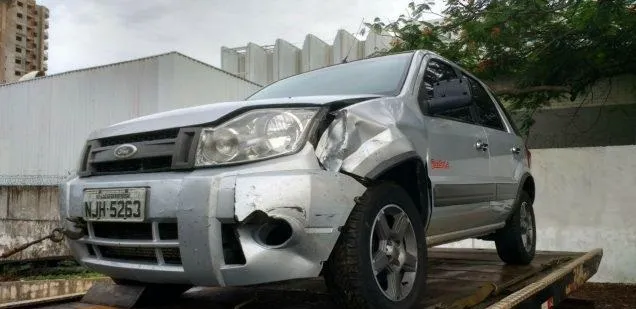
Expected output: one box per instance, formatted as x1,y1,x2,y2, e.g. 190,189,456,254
16,248,603,309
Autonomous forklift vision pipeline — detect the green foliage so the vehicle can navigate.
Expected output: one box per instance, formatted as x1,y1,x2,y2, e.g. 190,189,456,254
367,0,636,133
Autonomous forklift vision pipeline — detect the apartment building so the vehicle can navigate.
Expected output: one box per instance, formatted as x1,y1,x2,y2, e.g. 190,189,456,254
0,0,48,84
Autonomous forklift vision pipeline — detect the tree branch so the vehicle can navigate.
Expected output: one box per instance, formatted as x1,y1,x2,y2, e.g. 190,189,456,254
491,85,571,95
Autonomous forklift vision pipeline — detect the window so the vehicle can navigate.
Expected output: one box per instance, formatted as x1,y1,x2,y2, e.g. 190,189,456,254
248,52,414,100
468,76,505,130
16,35,22,41
17,1,24,7
17,13,23,18
15,47,22,53
15,58,22,64
419,59,458,103
493,95,521,135
16,25,23,30
419,59,473,123
15,71,21,76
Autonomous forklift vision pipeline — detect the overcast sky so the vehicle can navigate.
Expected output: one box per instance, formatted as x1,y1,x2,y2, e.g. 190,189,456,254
38,0,445,74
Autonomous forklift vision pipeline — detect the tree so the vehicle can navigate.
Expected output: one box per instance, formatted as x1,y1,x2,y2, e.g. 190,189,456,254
367,0,636,133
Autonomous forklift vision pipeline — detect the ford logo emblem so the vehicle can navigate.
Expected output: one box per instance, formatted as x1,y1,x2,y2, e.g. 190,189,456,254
113,144,138,159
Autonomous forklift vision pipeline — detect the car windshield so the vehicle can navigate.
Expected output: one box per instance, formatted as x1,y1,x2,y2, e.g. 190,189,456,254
248,52,414,100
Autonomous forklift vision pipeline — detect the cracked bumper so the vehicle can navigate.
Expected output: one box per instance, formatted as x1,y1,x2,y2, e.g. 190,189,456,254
59,145,366,286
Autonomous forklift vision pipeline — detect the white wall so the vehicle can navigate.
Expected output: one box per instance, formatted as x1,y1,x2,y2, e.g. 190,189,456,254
246,43,271,85
332,29,362,63
442,145,636,283
222,29,392,84
302,34,332,72
273,39,301,81
0,52,261,185
162,53,261,111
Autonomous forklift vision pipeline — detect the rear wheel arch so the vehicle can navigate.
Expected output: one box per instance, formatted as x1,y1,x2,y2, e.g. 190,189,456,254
508,173,535,220
369,155,431,228
521,174,535,201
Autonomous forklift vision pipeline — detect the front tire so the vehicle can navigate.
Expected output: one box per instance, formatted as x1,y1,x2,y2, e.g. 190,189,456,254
495,191,536,265
324,183,427,309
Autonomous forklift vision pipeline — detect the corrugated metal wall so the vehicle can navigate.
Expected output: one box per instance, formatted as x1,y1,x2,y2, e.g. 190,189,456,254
0,52,261,185
0,52,262,260
222,29,392,85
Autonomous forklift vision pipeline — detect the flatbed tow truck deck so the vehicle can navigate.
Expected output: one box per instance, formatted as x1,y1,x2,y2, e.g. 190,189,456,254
17,248,603,309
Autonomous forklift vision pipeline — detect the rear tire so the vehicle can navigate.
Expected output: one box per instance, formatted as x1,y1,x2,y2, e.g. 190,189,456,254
324,183,427,309
495,191,536,265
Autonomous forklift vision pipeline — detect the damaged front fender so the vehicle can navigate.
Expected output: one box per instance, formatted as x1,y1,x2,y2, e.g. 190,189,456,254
316,97,423,179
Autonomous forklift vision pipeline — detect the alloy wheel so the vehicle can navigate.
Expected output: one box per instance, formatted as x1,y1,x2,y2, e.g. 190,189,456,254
369,204,418,301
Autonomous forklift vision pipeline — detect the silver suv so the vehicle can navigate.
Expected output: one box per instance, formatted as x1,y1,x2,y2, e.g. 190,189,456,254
60,50,536,309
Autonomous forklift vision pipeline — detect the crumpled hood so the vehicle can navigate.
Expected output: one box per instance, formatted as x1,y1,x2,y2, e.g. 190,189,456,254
88,95,380,140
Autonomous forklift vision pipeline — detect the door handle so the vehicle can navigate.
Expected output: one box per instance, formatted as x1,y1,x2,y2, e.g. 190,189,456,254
475,140,489,151
511,146,521,154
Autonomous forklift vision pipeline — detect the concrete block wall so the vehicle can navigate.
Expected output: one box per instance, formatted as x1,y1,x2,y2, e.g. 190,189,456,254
442,145,636,283
0,186,67,260
222,29,392,85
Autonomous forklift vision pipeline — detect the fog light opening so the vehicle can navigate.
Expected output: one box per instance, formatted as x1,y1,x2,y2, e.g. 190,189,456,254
256,218,293,247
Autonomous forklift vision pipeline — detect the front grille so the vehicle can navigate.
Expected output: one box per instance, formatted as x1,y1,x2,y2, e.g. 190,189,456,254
100,246,157,263
93,222,153,240
91,222,178,240
86,222,182,265
79,128,199,177
91,156,173,175
162,248,182,265
100,129,180,147
158,223,179,240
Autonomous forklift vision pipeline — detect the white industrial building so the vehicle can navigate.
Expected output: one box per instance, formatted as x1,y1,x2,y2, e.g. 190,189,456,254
221,29,392,85
0,52,261,185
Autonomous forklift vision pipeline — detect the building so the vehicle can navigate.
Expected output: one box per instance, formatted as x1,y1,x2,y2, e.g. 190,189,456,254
0,51,261,260
0,0,49,84
221,29,392,86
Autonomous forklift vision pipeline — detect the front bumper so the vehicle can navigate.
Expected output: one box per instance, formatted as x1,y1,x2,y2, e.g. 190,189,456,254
59,145,366,286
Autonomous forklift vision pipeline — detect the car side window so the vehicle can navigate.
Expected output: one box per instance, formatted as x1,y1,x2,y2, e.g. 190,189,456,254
467,76,505,131
418,59,474,123
494,97,521,136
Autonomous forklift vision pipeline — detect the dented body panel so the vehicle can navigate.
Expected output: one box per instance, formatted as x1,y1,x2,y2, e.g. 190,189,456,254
60,50,533,287
60,145,365,286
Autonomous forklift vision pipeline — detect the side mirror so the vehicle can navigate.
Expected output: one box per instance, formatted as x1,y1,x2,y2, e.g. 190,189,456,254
428,78,472,115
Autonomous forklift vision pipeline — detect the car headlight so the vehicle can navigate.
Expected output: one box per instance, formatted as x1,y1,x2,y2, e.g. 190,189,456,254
195,108,320,167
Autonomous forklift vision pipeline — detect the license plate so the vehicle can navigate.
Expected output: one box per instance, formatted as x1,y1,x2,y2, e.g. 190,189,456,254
83,188,147,222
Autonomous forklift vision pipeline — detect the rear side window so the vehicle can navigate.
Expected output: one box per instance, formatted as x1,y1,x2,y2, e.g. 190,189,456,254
468,76,505,130
419,59,473,123
493,95,521,136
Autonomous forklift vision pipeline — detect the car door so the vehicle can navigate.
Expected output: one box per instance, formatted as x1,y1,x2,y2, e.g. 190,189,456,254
467,75,524,222
418,58,495,236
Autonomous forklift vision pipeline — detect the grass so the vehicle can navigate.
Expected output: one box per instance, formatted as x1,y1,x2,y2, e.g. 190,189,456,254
0,258,105,282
